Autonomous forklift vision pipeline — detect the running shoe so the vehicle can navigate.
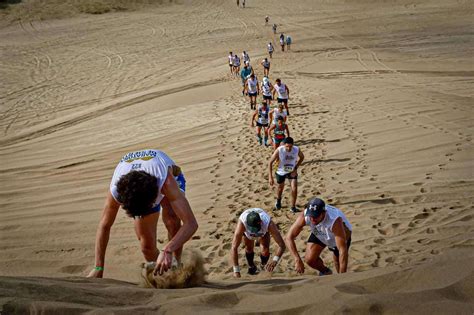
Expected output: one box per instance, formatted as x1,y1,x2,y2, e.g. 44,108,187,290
290,207,299,213
319,267,333,276
248,265,259,275
275,200,282,210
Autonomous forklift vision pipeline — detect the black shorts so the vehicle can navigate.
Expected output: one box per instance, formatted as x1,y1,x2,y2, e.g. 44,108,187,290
264,66,270,70
263,95,273,100
308,233,352,258
248,92,258,97
277,98,288,104
256,122,269,127
275,172,297,184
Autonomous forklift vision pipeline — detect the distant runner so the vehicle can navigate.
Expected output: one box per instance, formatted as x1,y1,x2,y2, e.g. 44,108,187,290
272,23,277,34
87,149,198,278
267,42,274,58
268,116,290,149
261,57,271,76
242,51,250,64
265,16,269,25
279,33,285,52
240,63,252,96
286,197,352,275
268,137,304,213
231,208,286,277
233,54,241,76
251,101,271,146
228,51,234,75
273,78,290,115
286,35,292,50
244,73,259,110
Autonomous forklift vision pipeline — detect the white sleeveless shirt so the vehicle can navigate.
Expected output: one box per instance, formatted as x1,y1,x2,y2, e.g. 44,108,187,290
239,208,271,240
272,108,287,124
262,81,272,96
110,150,174,207
305,205,352,248
247,78,258,93
276,145,299,175
274,83,288,99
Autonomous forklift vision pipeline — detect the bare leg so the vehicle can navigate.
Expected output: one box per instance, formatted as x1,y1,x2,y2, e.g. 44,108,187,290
276,182,284,200
161,198,183,261
304,242,327,273
333,254,340,273
134,212,160,261
290,178,298,208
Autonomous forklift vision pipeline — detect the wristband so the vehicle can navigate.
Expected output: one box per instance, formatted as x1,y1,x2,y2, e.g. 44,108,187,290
273,256,280,263
233,266,241,273
94,266,104,271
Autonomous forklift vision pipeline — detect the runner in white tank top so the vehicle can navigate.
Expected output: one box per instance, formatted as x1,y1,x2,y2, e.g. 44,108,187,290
230,208,286,277
88,149,198,279
286,197,352,275
261,58,271,76
267,42,274,58
244,74,259,110
273,78,290,115
268,137,304,213
251,102,270,146
228,52,234,74
269,103,287,126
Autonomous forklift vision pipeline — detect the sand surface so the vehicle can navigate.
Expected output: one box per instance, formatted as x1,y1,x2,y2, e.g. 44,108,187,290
0,0,473,313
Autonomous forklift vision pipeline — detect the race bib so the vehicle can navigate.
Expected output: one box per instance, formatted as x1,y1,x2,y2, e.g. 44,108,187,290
284,165,294,172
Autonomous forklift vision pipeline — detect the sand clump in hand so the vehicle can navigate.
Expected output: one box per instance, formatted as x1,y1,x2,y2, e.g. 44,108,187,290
139,250,207,289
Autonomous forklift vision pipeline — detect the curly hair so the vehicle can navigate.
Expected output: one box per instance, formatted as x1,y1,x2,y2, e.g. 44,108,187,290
116,170,158,218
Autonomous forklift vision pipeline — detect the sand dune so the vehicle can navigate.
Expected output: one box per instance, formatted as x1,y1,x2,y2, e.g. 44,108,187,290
0,0,473,313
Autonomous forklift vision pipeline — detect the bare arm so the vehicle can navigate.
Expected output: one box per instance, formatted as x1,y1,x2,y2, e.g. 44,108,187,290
161,170,198,254
230,221,245,277
296,149,304,169
285,213,306,274
285,124,290,138
286,85,290,98
251,110,258,127
88,191,120,278
268,148,279,186
332,217,348,273
265,221,286,272
154,170,198,275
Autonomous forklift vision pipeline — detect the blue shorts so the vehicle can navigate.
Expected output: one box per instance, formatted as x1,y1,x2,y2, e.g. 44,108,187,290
150,173,186,213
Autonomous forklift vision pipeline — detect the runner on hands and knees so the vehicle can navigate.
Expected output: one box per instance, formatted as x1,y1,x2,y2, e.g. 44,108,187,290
273,78,290,115
285,197,352,275
268,116,290,149
251,101,271,146
231,208,286,277
87,150,198,278
244,73,260,110
265,16,269,25
268,137,304,213
261,57,271,77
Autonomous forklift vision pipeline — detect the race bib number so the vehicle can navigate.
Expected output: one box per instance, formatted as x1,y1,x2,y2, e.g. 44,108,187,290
284,165,294,172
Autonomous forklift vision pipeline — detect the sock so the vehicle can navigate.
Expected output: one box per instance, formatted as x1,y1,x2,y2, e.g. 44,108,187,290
260,254,270,266
245,252,255,267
